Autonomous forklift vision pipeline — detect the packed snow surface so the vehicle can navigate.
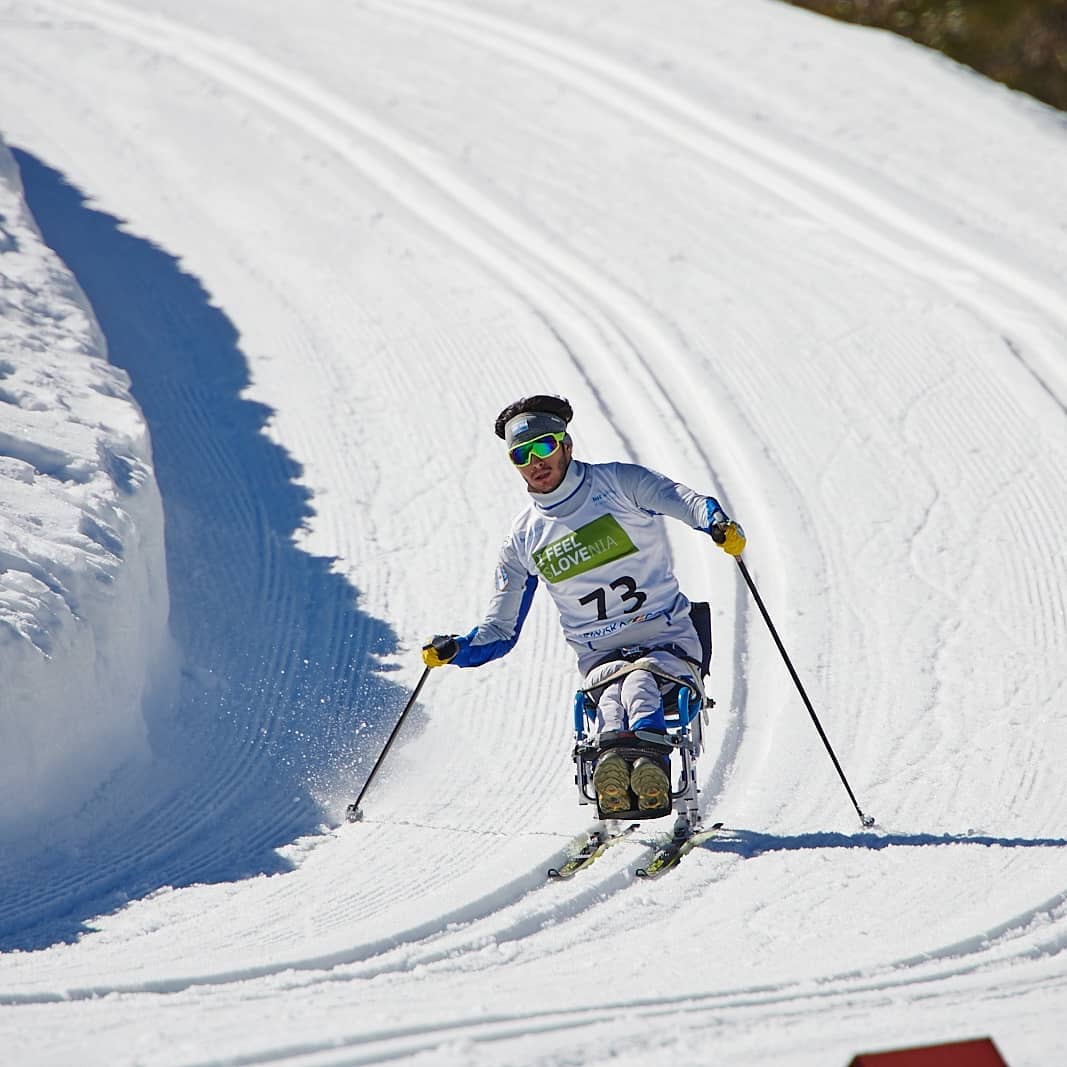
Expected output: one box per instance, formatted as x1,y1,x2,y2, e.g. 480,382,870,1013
2,0,1066,1064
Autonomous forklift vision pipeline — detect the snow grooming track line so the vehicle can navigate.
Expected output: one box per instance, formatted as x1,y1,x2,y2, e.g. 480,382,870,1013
35,0,764,490
0,822,650,1003
373,0,1067,420
200,851,1067,1058
139,881,1067,1067
40,0,756,810
35,0,725,463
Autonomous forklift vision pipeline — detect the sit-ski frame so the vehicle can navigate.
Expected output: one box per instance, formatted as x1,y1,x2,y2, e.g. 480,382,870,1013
572,659,711,838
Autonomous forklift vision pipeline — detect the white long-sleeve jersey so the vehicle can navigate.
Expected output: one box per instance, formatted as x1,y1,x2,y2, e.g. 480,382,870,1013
451,460,722,675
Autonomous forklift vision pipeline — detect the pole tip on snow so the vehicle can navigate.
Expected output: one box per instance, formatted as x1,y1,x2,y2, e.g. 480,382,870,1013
860,814,876,829
345,803,364,823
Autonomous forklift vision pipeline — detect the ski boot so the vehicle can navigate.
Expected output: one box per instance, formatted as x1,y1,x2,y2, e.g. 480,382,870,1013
592,751,631,814
630,756,670,812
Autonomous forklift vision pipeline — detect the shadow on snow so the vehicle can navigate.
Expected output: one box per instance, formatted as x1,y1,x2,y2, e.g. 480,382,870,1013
702,827,1067,858
3,150,410,951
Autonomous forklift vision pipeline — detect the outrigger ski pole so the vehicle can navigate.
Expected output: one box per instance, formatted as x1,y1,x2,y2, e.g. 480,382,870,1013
732,552,876,829
346,666,431,823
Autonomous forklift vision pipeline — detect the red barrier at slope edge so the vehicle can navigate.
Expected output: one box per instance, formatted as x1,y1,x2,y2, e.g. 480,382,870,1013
849,1037,1008,1067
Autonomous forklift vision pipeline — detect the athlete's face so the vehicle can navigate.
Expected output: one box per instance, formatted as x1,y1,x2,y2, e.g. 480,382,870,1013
515,438,573,494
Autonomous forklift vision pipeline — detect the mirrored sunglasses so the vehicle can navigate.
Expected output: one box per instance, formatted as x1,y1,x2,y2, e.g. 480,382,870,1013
509,431,566,467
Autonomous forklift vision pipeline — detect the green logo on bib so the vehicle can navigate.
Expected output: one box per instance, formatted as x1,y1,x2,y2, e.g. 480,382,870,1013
533,514,638,584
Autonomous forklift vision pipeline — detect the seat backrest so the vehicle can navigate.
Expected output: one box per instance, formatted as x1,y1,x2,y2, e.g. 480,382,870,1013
689,601,713,678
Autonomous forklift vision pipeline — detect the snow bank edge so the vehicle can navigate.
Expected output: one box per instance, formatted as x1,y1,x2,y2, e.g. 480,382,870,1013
0,139,177,842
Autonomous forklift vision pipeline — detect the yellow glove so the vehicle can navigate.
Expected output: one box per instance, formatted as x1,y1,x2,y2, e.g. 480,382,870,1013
422,634,459,668
710,518,746,557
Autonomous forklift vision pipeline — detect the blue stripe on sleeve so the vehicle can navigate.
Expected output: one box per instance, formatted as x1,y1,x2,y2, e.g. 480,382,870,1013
452,573,539,668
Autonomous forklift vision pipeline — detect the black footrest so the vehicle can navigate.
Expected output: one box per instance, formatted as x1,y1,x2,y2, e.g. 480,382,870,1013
597,729,673,759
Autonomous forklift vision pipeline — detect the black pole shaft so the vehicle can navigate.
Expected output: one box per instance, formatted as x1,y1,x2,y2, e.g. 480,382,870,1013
348,666,431,820
735,555,874,828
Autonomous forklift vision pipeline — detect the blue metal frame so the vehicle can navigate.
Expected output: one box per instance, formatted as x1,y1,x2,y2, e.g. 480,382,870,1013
574,680,701,731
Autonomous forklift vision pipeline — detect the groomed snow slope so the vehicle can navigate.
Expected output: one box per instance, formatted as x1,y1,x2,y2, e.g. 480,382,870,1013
1,0,1067,1064
0,141,172,841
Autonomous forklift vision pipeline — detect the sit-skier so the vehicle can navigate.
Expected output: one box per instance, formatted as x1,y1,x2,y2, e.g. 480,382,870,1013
422,395,745,814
